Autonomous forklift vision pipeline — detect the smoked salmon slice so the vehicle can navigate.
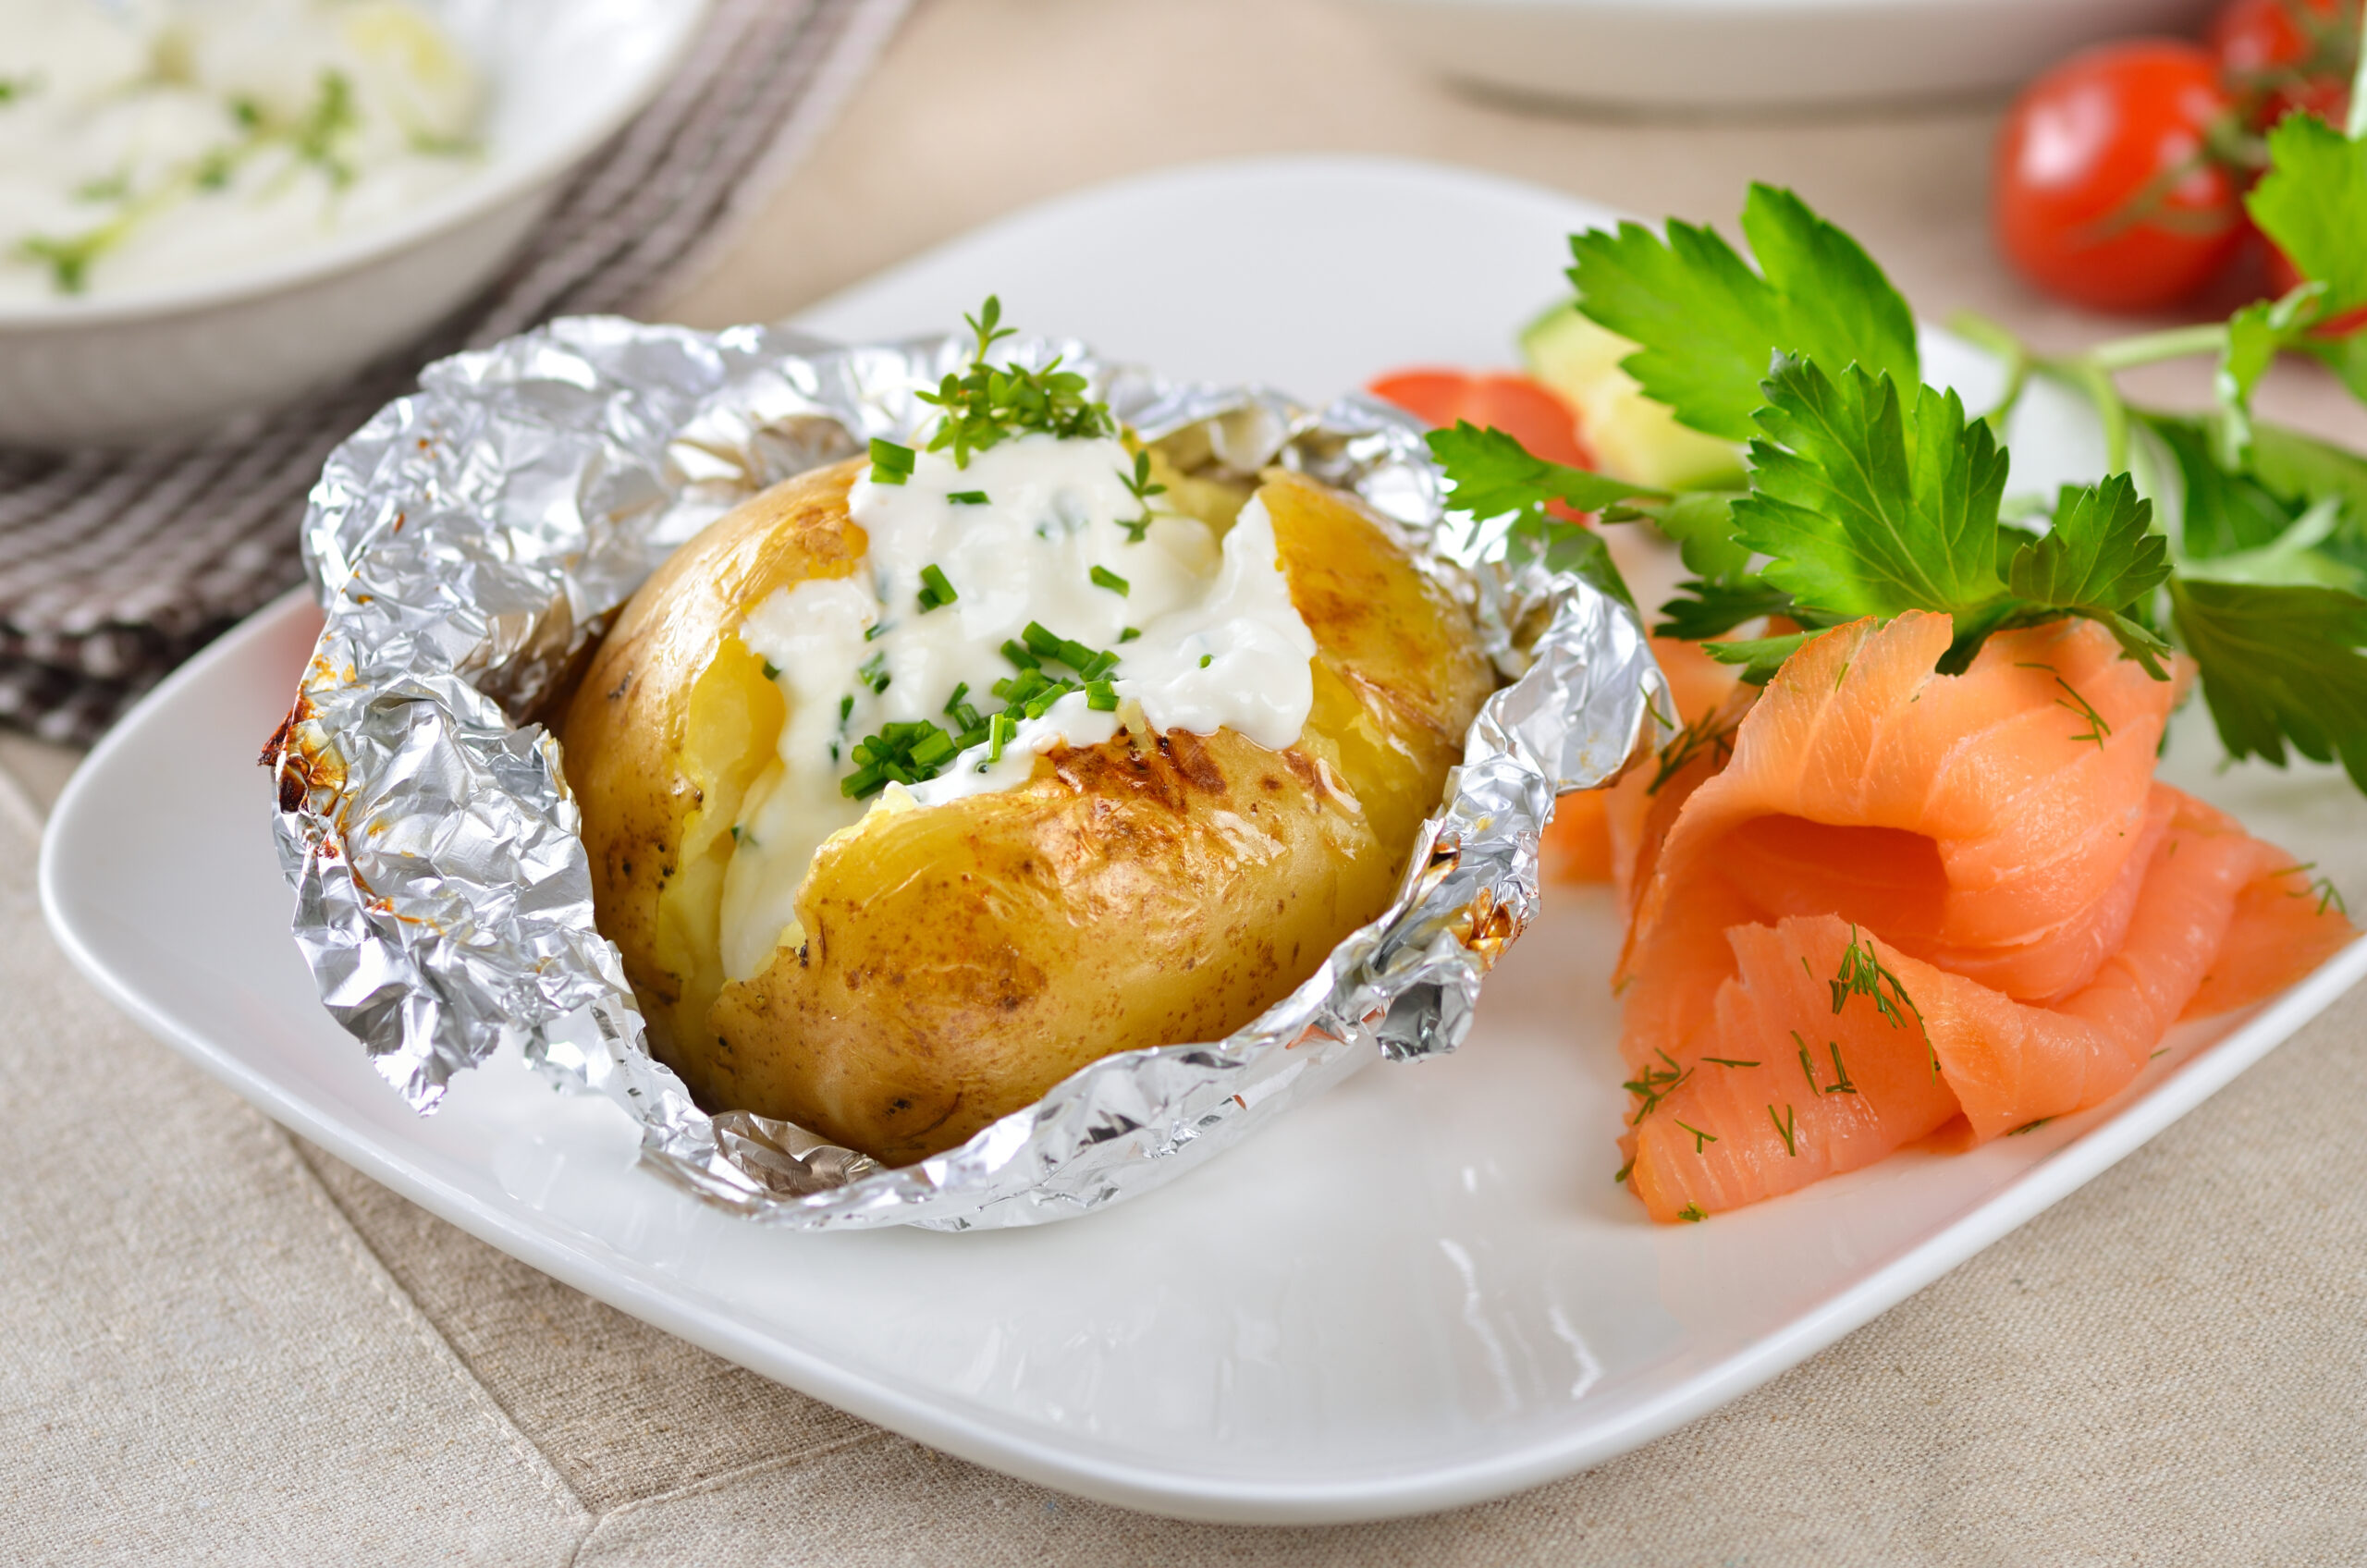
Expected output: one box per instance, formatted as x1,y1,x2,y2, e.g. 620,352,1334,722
1612,612,2357,1222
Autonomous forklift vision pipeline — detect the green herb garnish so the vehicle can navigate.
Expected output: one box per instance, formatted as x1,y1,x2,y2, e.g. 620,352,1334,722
1089,565,1130,596
1701,1056,1760,1068
1674,1118,1718,1153
869,438,916,485
948,490,989,505
1831,924,1919,1030
1769,1103,1797,1157
1119,626,1141,643
1622,1047,1692,1124
857,651,890,695
914,296,1115,467
1118,449,1167,542
916,563,959,611
1677,1204,1708,1223
761,659,781,680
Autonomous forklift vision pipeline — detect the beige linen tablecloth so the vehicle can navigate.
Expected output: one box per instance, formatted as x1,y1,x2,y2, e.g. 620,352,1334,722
9,2,2367,1562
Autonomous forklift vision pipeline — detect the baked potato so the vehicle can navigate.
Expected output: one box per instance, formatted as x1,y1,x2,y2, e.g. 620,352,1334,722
559,449,1493,1166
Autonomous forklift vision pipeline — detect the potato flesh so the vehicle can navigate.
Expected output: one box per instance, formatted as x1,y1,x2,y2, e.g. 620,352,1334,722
562,459,1492,1164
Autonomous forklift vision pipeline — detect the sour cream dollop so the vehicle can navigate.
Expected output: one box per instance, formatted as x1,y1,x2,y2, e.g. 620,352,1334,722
717,433,1319,983
0,0,484,302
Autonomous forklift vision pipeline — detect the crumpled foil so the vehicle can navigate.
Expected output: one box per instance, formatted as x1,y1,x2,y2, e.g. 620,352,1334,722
268,317,1672,1231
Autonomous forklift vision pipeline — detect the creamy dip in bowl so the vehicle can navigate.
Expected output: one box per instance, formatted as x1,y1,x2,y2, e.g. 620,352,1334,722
0,0,706,447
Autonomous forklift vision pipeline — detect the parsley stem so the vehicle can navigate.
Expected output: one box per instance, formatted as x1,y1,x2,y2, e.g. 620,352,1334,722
2349,6,2367,140
2084,324,2230,374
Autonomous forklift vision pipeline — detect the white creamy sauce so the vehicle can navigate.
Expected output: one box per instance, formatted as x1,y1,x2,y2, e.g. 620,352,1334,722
0,0,484,301
719,433,1318,983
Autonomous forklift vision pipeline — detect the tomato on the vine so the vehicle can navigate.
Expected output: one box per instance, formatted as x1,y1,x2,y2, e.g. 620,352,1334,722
2208,0,2356,127
1993,41,2248,312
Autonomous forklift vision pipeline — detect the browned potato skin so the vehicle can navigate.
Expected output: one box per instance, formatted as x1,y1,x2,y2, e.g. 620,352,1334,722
561,459,1493,1165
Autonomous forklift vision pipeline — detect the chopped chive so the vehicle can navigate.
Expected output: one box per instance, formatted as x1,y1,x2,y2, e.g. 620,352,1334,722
868,437,915,484
761,659,781,680
1001,639,1040,670
1119,626,1141,643
1769,1103,1797,1157
1021,621,1065,660
729,825,744,843
1080,650,1121,681
916,563,959,610
839,693,853,722
1198,654,1213,668
987,711,1015,762
947,490,989,505
858,652,890,695
1085,680,1118,711
943,681,970,715
1089,564,1130,596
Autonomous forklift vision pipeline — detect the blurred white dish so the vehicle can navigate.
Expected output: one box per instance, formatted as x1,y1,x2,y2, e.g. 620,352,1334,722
1352,0,2218,111
0,0,705,447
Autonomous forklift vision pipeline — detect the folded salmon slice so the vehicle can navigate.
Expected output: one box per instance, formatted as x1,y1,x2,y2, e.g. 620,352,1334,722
1623,612,2183,1005
1613,614,2356,1222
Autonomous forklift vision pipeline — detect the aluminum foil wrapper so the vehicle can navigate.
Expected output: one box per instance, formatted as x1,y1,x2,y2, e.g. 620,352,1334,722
269,318,1672,1231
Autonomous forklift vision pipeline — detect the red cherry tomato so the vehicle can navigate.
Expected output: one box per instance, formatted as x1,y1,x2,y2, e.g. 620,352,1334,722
2208,0,2354,127
2265,242,2367,335
1367,370,1597,469
1993,41,2248,312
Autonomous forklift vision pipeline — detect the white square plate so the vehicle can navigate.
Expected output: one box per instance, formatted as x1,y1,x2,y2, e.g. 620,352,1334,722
40,157,2367,1525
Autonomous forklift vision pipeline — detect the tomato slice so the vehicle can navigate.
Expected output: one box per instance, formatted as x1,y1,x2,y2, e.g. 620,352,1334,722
1367,370,1597,470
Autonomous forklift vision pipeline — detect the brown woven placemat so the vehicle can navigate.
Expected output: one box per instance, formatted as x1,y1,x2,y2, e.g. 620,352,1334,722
0,0,909,745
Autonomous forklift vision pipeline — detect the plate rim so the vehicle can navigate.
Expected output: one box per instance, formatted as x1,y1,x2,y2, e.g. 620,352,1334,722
37,154,2367,1525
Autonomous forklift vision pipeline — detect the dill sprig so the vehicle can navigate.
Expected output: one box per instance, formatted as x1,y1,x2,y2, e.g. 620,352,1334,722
1676,1204,1708,1222
1830,924,1921,1030
1623,1047,1692,1124
1822,1041,1857,1096
915,296,1115,467
1649,703,1744,794
2017,662,2112,749
1768,1103,1797,1156
2007,1116,2054,1136
1674,1119,1719,1153
1701,1056,1760,1068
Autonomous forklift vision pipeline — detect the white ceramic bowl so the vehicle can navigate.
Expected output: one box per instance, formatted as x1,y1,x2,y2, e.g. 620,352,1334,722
0,0,707,449
1352,0,2219,111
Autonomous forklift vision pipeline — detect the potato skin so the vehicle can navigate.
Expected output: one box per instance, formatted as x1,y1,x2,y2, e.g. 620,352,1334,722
560,459,1493,1164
